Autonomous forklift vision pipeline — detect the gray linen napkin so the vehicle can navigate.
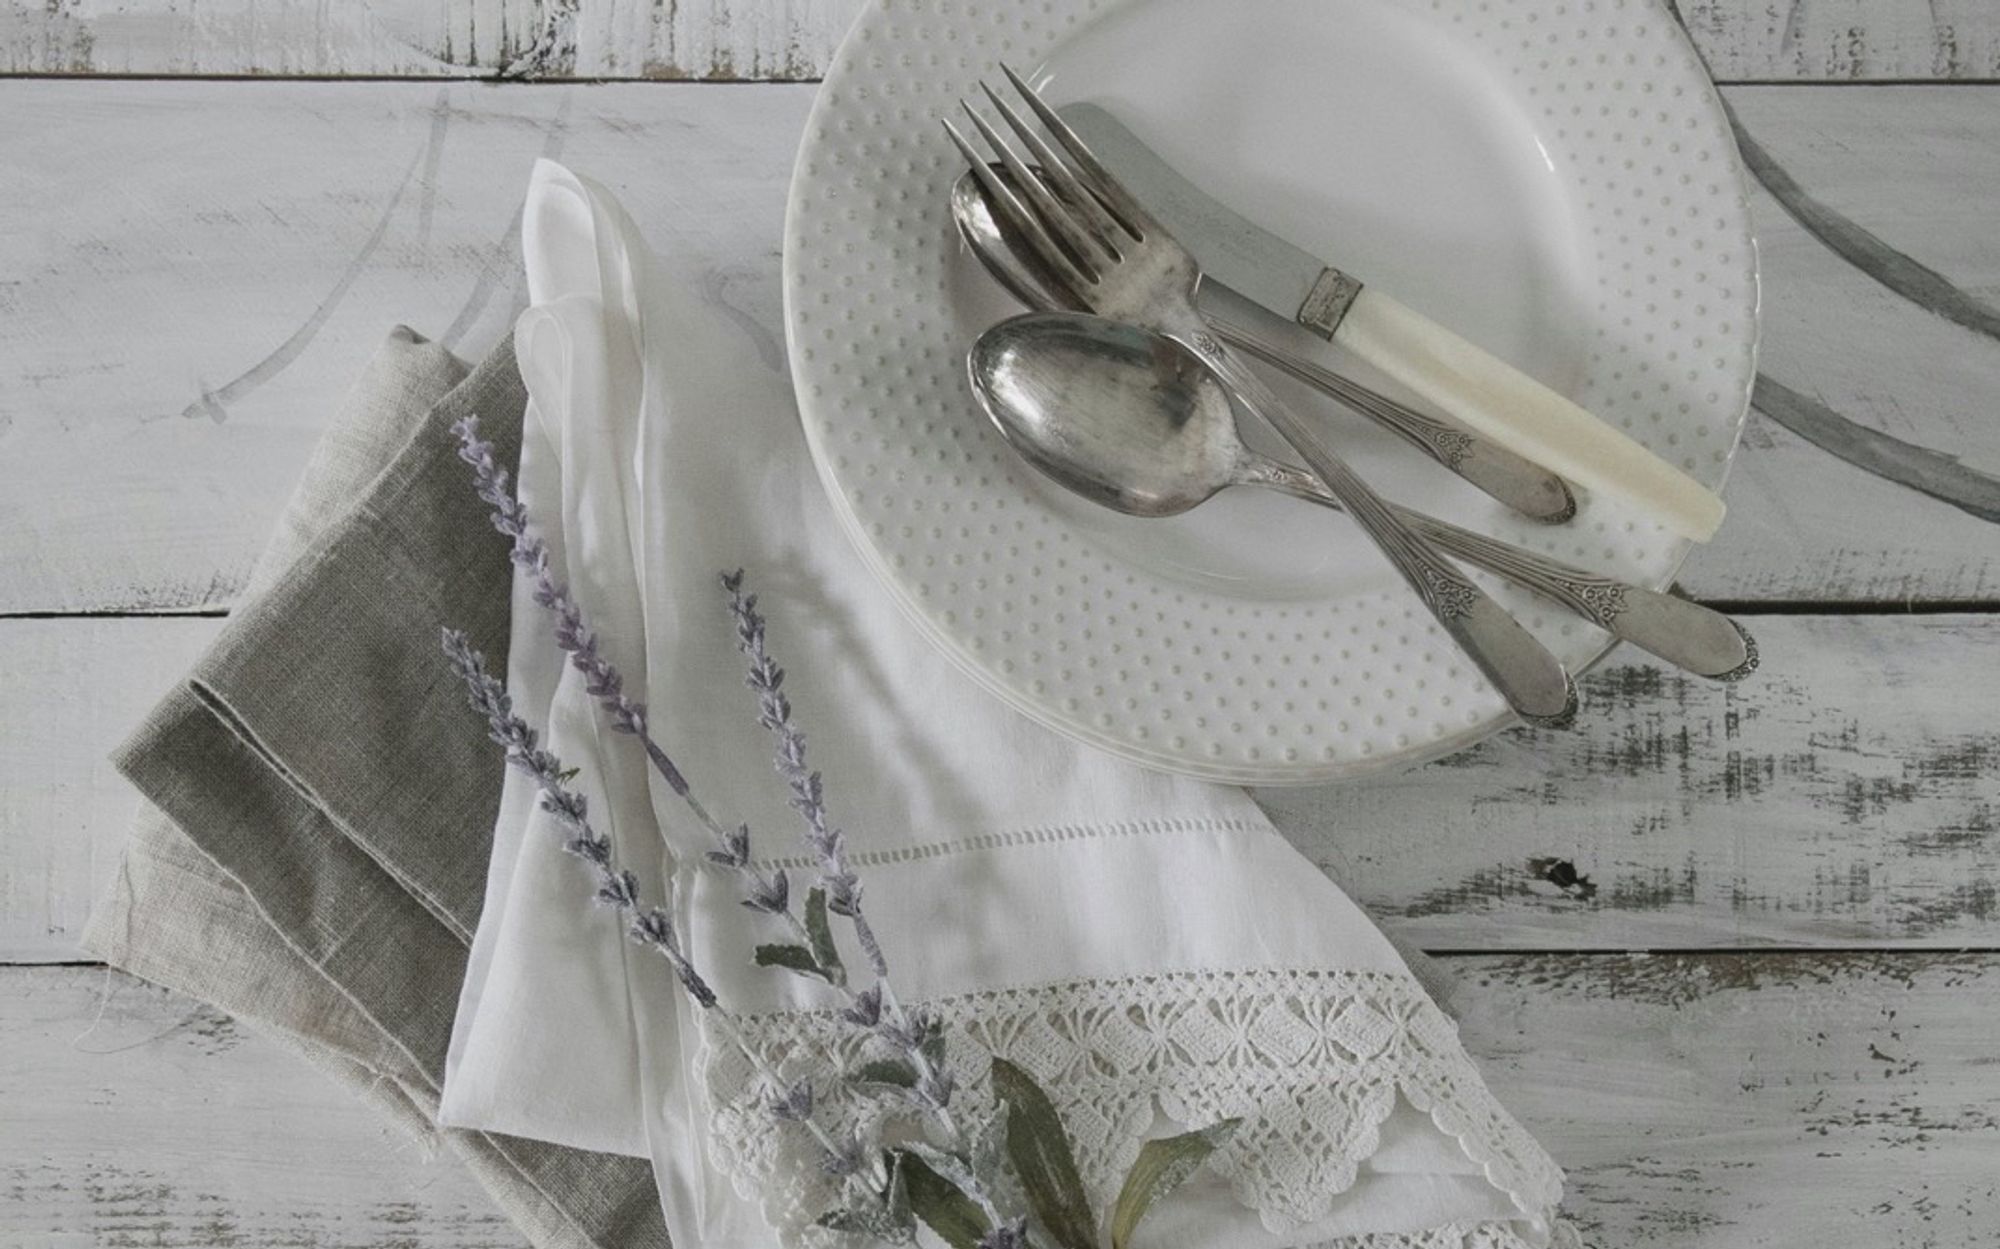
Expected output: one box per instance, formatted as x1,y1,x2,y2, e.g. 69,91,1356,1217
82,327,668,1249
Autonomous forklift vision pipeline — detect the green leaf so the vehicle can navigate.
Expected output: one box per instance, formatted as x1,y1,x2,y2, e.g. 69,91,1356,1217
990,1057,1098,1249
894,1148,991,1249
753,943,833,982
803,887,847,986
1109,1119,1241,1249
851,1059,919,1088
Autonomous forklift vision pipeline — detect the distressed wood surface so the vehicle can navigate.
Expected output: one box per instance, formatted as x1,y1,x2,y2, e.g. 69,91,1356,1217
2,965,518,1248
2,81,1997,614
7,614,1994,961
9,952,1998,1246
0,618,217,962
4,0,1999,81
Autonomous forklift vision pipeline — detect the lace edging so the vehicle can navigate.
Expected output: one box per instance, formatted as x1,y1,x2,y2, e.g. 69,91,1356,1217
694,967,1564,1246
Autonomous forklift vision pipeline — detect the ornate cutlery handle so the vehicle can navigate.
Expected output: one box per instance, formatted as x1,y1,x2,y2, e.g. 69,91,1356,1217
1207,311,1576,523
1251,461,1758,681
1176,320,1579,727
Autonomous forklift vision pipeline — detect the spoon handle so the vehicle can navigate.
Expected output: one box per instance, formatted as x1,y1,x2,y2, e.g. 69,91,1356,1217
1202,303,1575,524
1174,320,1579,728
1251,460,1758,681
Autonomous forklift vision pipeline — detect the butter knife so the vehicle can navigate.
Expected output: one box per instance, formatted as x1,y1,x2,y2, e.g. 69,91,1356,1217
1060,104,1728,543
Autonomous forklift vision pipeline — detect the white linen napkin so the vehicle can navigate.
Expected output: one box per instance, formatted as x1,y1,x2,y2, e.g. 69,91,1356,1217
441,160,1572,1249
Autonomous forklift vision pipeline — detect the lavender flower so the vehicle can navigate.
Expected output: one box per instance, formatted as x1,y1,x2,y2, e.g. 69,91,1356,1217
454,415,689,796
452,416,834,978
442,628,715,1009
771,1079,816,1123
840,984,884,1029
722,571,883,976
720,571,972,1134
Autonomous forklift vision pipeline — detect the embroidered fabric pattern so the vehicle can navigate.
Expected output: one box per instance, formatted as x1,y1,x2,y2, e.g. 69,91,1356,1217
697,968,1565,1246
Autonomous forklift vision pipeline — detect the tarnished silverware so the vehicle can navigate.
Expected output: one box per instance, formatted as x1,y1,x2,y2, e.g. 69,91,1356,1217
969,312,1758,681
944,66,1579,726
950,169,1576,524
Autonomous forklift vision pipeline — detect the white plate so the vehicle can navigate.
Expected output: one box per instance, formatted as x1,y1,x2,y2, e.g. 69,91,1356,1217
784,0,1758,784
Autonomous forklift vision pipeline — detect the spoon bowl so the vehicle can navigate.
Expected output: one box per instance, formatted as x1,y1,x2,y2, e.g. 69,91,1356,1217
968,313,1248,519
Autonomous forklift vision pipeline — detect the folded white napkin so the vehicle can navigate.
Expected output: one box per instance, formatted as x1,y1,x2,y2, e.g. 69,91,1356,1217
441,160,1572,1249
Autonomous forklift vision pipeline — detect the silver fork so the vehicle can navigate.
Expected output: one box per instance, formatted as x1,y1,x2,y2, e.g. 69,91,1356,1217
945,65,1579,727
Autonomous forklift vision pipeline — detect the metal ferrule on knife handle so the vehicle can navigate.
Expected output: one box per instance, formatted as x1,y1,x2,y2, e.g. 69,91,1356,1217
1296,266,1365,338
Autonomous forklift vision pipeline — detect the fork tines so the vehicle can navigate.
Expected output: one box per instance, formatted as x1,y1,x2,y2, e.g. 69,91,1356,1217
942,64,1151,294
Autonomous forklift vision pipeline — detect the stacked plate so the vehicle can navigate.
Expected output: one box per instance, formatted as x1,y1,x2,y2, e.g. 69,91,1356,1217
785,0,1758,784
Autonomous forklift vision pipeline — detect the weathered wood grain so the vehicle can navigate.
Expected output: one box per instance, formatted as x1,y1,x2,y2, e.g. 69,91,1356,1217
0,0,860,80
2,965,519,1247
1678,0,2000,80
0,80,807,615
1259,614,2000,950
2,81,1996,613
4,0,1998,81
8,952,1997,1246
0,618,217,961
1456,950,2000,1248
7,614,1994,960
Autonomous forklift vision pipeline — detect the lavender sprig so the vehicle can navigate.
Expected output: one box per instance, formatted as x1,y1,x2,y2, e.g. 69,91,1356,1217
722,571,884,977
452,416,815,969
442,628,715,1009
442,628,876,1182
720,573,972,1129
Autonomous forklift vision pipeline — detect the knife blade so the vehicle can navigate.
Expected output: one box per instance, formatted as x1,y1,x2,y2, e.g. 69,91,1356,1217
1060,103,1358,340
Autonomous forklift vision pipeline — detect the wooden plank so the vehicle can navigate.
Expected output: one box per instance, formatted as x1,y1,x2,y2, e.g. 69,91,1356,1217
1679,0,2000,81
0,80,812,615
1,965,518,1247
0,0,861,80
7,953,1997,1245
1258,613,2000,951
4,0,1997,81
0,618,219,962
7,614,1996,960
1,81,1994,614
1456,950,2000,1248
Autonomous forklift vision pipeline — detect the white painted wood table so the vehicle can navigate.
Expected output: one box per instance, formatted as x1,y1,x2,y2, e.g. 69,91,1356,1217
2,2,1997,1245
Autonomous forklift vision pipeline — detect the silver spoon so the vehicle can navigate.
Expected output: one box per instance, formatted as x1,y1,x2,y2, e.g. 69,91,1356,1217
950,169,1576,523
968,311,1757,682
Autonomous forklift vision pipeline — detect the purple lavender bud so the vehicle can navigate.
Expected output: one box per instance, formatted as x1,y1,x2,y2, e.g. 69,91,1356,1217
741,868,790,915
771,1079,815,1122
566,836,612,867
824,872,862,918
596,869,641,910
840,985,883,1028
539,787,589,827
669,956,720,1011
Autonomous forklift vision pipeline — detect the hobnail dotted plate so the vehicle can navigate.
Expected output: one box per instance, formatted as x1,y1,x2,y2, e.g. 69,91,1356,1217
784,0,1758,784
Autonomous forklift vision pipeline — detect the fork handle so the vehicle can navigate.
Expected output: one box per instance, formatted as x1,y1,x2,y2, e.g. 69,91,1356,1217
1249,460,1757,681
1170,320,1578,727
1194,284,1574,522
